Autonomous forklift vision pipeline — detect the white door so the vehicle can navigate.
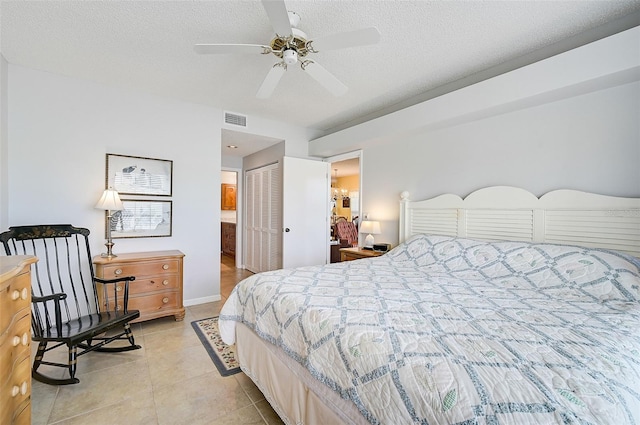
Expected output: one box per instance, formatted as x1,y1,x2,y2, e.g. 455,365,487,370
245,163,281,273
282,157,330,269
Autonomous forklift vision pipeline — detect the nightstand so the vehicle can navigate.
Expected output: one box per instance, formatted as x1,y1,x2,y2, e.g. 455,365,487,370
93,250,185,322
339,247,385,261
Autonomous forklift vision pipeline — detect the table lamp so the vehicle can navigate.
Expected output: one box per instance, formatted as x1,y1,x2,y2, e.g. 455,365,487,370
95,187,123,258
360,220,381,248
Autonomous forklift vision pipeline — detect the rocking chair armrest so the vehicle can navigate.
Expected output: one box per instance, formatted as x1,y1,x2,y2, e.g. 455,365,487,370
94,275,136,285
32,293,67,334
94,276,136,312
32,293,68,303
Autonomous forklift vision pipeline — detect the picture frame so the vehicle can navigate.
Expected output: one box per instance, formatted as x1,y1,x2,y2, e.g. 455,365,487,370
106,153,172,196
110,200,172,238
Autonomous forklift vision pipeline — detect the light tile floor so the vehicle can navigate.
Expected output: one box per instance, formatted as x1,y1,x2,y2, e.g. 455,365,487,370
31,255,280,425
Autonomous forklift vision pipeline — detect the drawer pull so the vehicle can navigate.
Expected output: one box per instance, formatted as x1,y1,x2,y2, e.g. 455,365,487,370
162,297,169,304
162,280,169,286
116,305,122,311
116,286,123,292
114,268,123,275
162,264,169,270
12,333,28,347
11,288,28,301
11,382,27,397
11,332,29,347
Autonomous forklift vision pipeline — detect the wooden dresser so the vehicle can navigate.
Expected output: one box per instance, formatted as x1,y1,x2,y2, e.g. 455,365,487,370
93,250,185,322
1,255,37,425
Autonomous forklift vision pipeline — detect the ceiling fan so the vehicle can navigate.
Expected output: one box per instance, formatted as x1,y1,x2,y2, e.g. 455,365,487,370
194,0,380,99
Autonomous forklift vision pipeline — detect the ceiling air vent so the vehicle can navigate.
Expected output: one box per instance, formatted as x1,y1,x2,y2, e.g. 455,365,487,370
224,111,247,127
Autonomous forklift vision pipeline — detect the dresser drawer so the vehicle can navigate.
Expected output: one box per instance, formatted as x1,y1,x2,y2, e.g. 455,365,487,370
104,291,179,314
100,258,180,279
0,313,31,370
12,400,30,425
129,292,179,315
106,275,180,296
0,272,30,332
3,355,30,416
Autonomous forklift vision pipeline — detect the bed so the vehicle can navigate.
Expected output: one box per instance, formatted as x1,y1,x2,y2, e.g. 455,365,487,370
219,186,640,424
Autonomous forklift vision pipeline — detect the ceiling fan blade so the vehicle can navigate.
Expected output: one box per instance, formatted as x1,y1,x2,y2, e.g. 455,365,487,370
256,63,287,99
194,44,270,55
262,0,292,37
302,61,348,97
310,27,381,52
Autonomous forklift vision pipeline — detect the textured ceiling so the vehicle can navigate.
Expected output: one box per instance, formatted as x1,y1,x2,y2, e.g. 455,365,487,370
2,0,639,139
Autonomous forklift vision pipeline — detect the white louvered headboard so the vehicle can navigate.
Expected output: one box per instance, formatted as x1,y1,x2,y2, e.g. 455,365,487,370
399,186,640,257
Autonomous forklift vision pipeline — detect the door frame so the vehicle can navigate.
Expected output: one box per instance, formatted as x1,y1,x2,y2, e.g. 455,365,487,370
221,166,242,269
325,149,363,252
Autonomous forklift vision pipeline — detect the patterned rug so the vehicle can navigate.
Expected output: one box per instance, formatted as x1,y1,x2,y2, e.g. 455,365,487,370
191,316,241,377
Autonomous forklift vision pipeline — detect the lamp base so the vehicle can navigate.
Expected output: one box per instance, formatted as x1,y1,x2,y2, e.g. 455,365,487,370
364,234,375,248
101,241,117,258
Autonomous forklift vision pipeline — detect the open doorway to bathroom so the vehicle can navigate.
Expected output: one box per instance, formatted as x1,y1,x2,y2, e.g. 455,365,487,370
220,170,251,304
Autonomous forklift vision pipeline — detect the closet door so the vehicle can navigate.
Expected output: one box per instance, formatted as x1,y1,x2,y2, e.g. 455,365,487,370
244,163,281,273
244,170,258,273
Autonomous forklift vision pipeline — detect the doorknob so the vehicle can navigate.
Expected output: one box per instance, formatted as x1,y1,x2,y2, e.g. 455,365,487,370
284,228,290,232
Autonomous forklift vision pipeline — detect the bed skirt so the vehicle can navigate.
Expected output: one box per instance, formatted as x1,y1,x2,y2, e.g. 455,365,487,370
236,323,368,425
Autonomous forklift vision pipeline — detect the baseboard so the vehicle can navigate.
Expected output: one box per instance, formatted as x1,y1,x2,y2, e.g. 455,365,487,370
184,294,220,307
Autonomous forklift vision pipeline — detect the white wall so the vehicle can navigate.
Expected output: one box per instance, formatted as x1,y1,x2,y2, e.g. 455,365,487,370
5,64,323,304
364,81,640,245
311,27,640,247
7,65,221,305
0,55,8,230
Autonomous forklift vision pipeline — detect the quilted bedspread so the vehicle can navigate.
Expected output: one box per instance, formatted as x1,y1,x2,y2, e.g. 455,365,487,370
219,234,640,424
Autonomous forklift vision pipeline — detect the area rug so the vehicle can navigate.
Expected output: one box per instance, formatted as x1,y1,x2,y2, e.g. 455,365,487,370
191,316,241,377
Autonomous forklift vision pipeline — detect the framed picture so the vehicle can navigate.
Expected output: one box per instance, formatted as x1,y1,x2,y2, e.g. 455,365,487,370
342,197,350,208
110,200,172,238
106,153,172,196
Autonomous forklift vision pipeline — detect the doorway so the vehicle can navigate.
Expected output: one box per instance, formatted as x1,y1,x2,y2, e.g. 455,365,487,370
327,151,362,262
220,169,251,303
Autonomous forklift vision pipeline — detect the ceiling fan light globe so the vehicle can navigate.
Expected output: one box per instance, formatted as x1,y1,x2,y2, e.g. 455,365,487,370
283,49,298,65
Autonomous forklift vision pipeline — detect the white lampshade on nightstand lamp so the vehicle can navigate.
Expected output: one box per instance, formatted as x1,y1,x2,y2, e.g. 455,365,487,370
95,187,123,258
360,220,381,248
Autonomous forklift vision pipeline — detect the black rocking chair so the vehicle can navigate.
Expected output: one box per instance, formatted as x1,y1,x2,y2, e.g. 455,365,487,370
0,224,141,385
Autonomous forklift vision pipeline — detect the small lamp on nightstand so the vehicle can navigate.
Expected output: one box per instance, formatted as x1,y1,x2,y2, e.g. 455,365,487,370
95,187,123,258
360,220,381,249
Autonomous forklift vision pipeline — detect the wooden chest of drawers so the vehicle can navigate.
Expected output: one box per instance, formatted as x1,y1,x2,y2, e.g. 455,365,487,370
1,255,37,425
93,250,185,323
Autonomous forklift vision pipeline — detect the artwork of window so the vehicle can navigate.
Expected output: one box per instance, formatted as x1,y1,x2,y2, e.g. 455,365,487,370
106,153,172,196
110,200,172,238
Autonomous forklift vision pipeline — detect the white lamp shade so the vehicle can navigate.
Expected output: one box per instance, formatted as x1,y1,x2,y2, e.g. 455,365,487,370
95,188,123,211
359,220,381,235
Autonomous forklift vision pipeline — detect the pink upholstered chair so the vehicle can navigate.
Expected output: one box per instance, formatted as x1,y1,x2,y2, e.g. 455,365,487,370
335,221,358,247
